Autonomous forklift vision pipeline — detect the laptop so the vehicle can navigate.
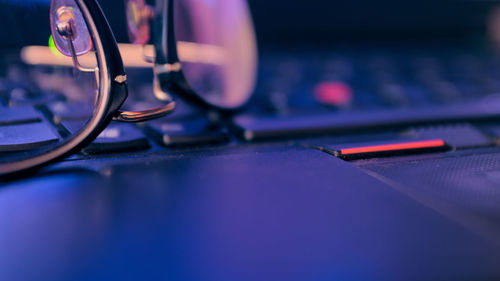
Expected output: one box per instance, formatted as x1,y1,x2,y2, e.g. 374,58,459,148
1,0,500,280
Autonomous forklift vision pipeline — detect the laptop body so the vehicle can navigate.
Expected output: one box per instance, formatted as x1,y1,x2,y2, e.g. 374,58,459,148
1,0,500,280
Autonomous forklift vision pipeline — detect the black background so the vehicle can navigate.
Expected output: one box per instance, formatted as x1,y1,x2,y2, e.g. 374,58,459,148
0,0,498,47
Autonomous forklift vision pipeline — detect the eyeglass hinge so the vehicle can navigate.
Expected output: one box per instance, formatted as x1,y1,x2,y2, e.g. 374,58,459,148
154,62,182,74
114,75,128,84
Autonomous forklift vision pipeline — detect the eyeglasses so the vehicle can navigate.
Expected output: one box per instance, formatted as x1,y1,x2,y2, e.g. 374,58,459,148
0,0,257,176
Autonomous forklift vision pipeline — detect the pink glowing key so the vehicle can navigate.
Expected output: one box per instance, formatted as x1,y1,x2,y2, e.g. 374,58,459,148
314,81,353,106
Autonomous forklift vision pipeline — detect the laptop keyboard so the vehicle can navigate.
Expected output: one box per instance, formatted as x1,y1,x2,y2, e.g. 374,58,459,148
253,51,500,112
233,50,500,140
3,48,500,157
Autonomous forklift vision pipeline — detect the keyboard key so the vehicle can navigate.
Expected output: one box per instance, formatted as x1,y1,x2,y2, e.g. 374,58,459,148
404,124,492,149
7,87,64,107
232,101,500,141
46,102,94,122
322,58,353,81
145,117,230,147
62,121,150,154
478,124,500,145
0,122,59,152
313,81,353,107
377,83,411,107
426,80,462,104
0,79,9,107
0,106,42,125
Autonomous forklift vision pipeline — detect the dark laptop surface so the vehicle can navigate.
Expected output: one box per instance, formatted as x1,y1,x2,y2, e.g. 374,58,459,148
2,0,500,280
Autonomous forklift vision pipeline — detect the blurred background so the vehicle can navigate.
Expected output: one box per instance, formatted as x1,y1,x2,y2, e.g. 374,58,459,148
1,0,500,48
4,0,500,149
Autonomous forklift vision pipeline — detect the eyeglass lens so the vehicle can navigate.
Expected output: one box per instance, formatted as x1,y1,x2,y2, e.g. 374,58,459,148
125,0,257,110
173,0,257,109
0,0,100,173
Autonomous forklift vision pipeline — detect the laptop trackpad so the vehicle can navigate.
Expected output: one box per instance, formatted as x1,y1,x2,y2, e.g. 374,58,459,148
88,148,500,280
357,149,500,245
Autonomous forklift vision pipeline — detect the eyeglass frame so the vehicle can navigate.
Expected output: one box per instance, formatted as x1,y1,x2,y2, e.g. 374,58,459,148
1,0,127,176
1,0,254,177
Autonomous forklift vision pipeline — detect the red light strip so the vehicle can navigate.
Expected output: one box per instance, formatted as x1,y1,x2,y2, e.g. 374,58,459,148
339,139,447,155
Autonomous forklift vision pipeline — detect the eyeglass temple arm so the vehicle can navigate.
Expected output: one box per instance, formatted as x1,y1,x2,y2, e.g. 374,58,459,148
112,0,179,122
114,0,180,122
136,0,183,108
154,0,179,65
114,69,176,123
57,0,177,123
114,101,176,122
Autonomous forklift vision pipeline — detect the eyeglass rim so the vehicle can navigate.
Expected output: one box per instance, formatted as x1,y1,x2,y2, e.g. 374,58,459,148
0,0,127,177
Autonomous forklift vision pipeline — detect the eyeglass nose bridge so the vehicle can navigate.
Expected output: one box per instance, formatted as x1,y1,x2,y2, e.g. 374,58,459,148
56,7,77,38
52,3,98,77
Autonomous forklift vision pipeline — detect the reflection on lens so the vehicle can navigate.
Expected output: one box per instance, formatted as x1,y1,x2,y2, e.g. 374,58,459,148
125,0,153,45
174,0,258,109
0,0,99,174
